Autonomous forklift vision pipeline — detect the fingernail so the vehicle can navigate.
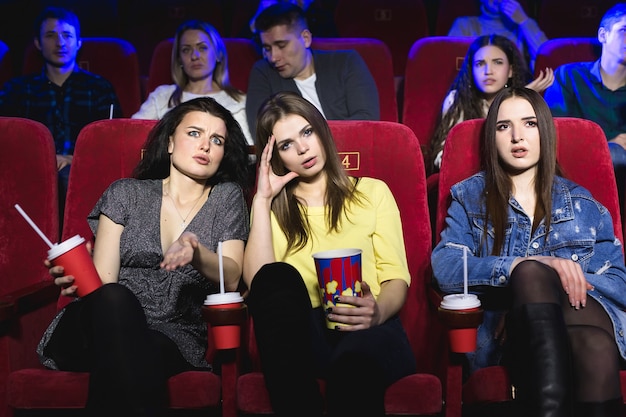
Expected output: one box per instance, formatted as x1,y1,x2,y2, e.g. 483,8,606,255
326,307,332,314
334,325,340,330
334,296,340,303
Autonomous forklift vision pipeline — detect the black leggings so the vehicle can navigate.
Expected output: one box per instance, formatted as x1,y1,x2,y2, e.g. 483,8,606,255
509,260,621,402
246,262,417,417
43,283,194,417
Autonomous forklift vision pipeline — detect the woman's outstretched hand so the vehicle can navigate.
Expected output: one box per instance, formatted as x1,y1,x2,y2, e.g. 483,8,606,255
254,136,299,202
328,282,382,331
526,68,555,94
161,231,199,271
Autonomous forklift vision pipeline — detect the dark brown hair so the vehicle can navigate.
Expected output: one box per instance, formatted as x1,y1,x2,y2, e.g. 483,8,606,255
482,87,560,255
255,92,363,255
430,35,531,173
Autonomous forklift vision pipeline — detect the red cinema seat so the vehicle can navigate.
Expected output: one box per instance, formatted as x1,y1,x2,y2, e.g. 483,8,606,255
435,117,624,414
312,37,398,122
232,120,461,417
402,36,474,161
534,37,601,77
6,119,238,416
0,117,59,417
334,0,429,77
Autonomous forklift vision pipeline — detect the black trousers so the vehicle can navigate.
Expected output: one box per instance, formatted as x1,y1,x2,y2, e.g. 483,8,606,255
246,262,417,417
43,283,195,417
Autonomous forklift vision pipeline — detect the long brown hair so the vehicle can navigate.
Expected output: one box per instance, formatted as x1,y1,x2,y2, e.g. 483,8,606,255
430,35,531,173
482,87,561,255
255,92,363,255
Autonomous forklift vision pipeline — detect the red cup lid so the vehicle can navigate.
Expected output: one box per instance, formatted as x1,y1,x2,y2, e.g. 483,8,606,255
440,294,481,310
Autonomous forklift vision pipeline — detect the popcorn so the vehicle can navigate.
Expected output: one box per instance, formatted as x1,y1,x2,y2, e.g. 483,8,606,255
325,280,338,295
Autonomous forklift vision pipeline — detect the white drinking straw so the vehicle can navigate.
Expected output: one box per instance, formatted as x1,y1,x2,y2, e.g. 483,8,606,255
463,246,468,296
218,241,225,294
14,204,55,249
109,104,114,119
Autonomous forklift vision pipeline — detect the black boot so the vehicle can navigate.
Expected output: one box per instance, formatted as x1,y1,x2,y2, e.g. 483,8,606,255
574,398,623,417
507,303,573,417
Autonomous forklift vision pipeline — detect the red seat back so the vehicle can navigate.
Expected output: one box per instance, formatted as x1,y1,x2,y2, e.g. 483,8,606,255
22,37,142,118
146,37,260,96
0,117,58,296
402,36,474,157
329,121,433,366
0,117,59,417
436,117,622,243
334,0,429,76
534,37,601,77
59,119,157,308
312,38,397,122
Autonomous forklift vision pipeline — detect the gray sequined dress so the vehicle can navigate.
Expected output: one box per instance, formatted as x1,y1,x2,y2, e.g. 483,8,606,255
38,178,249,369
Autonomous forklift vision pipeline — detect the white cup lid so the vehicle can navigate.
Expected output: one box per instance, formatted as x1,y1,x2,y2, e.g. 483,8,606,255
440,294,481,310
204,292,243,305
312,248,362,259
47,234,85,260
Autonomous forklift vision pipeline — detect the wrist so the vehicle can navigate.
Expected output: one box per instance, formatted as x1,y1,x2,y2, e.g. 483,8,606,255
252,195,273,210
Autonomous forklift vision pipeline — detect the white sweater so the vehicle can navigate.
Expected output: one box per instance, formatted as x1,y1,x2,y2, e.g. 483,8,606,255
132,85,253,146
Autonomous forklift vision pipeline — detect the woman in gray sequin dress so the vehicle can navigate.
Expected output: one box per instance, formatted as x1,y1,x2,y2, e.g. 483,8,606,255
39,97,250,417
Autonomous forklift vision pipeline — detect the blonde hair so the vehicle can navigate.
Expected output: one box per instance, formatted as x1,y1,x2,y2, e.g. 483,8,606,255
169,20,243,107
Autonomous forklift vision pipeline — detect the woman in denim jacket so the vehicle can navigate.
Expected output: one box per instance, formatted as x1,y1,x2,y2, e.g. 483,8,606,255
432,87,626,417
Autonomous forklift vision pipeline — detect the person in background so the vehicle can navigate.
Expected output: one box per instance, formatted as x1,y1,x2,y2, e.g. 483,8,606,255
246,0,338,38
430,34,553,172
0,6,121,210
433,87,626,417
249,0,313,32
243,92,415,417
133,19,253,148
448,0,548,69
38,97,250,417
544,3,626,207
245,3,379,137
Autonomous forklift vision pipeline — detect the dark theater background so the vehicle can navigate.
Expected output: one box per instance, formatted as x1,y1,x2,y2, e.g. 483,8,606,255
0,0,610,85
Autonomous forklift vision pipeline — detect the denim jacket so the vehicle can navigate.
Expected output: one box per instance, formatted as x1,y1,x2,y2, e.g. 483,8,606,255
432,172,626,372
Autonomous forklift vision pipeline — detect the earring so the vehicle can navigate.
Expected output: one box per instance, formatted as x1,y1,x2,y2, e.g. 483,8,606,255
504,83,509,88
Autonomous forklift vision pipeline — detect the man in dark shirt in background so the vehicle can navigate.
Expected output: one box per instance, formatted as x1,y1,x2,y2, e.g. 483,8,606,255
0,6,121,213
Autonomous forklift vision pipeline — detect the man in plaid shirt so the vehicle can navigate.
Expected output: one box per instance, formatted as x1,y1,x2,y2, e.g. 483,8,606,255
0,6,121,208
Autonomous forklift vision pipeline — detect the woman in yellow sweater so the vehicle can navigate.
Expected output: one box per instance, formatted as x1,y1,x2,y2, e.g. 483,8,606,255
243,92,416,417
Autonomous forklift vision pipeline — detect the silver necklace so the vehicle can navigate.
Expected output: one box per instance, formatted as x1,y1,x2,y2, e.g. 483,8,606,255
165,185,207,229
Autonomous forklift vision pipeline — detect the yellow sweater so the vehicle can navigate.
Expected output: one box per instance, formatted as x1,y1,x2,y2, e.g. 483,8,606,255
270,177,410,307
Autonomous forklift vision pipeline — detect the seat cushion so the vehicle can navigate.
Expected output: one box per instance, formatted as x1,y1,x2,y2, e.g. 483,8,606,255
7,368,220,409
462,366,512,404
237,372,443,415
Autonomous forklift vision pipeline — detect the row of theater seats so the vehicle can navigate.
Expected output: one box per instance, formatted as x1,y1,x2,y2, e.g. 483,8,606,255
0,0,608,79
1,115,626,417
0,35,602,149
